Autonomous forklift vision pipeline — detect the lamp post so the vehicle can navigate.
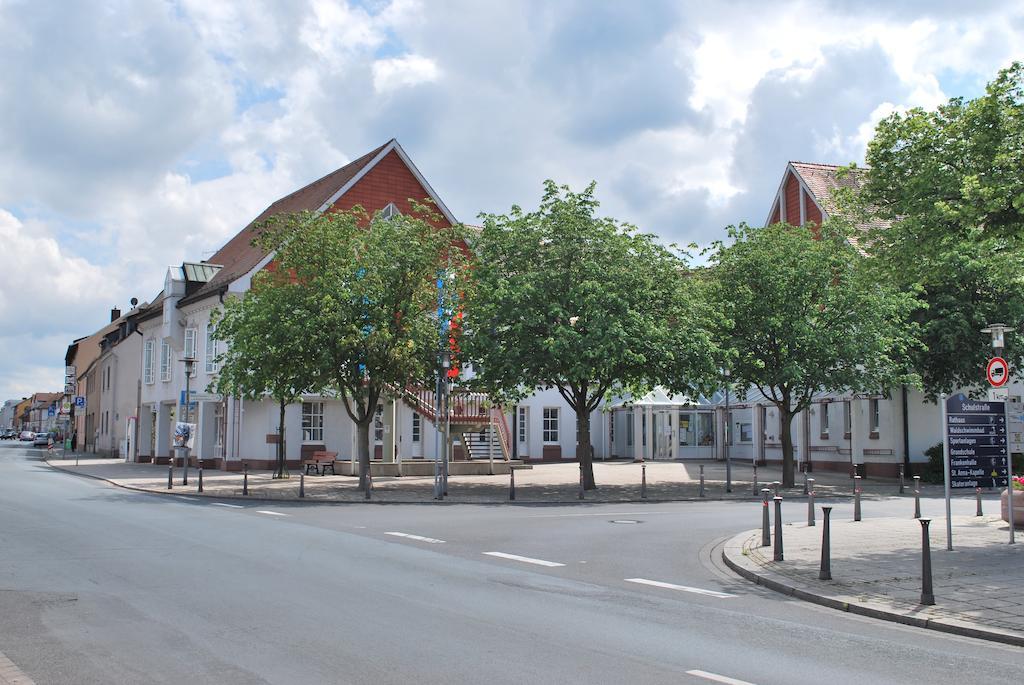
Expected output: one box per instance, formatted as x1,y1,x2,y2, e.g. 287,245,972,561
180,356,195,485
982,323,1014,544
724,367,732,493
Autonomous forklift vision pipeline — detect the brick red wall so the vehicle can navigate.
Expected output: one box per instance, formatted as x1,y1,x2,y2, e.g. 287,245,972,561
330,150,452,228
784,173,800,225
805,196,822,227
769,202,780,225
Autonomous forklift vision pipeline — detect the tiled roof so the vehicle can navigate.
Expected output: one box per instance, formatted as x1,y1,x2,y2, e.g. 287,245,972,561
179,140,391,306
789,162,890,252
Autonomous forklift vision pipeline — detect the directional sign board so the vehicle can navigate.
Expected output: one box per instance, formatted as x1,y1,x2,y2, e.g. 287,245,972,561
946,394,1009,488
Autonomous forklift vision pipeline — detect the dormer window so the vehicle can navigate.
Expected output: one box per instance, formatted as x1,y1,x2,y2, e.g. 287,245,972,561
380,202,401,220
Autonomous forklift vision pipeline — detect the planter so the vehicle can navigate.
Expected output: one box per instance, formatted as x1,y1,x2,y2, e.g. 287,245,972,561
1000,488,1024,527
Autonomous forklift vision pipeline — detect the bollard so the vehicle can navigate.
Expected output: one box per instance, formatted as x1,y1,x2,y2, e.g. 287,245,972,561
919,518,935,605
819,506,833,580
299,472,305,498
365,469,372,501
509,467,516,501
641,462,647,499
913,475,921,518
976,487,983,516
182,456,188,486
242,462,249,496
807,479,816,527
761,488,771,547
752,463,758,495
773,496,784,561
167,464,173,490
772,481,780,498
803,471,808,495
854,475,862,522
198,460,204,493
699,464,705,498
578,469,584,501
899,464,905,494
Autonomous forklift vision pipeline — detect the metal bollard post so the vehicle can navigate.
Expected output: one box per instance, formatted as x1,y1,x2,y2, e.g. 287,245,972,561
198,460,203,493
699,464,705,498
641,462,647,499
299,472,305,498
242,462,249,496
976,487,983,516
772,481,780,498
773,496,784,561
899,464,905,494
920,518,935,605
182,454,188,486
752,463,758,495
803,471,809,495
578,468,584,500
819,506,832,580
365,469,372,501
854,475,862,521
167,464,173,490
807,479,816,527
761,488,771,547
913,475,921,518
509,468,516,501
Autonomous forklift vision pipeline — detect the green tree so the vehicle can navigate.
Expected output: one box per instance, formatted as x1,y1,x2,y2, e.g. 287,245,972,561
845,62,1024,396
464,181,718,490
707,222,920,487
211,271,321,479
258,206,464,491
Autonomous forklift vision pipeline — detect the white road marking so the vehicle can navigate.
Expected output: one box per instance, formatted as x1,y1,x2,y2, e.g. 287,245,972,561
625,578,737,598
177,496,199,501
0,647,36,684
257,510,289,517
385,531,445,544
686,669,756,685
483,552,565,567
211,503,244,509
526,510,674,519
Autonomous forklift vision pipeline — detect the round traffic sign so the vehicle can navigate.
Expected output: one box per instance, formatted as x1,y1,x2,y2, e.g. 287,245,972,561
987,356,1009,387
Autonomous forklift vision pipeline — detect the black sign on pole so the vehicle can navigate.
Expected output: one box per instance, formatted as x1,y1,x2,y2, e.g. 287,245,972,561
945,394,1009,489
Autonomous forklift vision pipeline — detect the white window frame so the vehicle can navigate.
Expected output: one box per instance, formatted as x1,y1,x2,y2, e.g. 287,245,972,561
205,323,219,374
869,398,880,434
542,407,559,444
843,400,852,437
412,412,421,443
159,341,171,382
518,406,528,444
184,328,197,377
820,402,829,436
143,340,154,385
374,404,384,442
380,202,401,220
301,402,323,443
626,411,634,447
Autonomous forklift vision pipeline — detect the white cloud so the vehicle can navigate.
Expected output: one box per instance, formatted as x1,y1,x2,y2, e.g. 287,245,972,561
372,55,441,93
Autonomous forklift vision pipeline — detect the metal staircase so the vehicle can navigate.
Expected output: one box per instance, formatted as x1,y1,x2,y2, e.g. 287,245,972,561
394,385,511,461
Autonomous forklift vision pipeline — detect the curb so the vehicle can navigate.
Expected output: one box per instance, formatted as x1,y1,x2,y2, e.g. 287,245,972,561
721,530,1024,648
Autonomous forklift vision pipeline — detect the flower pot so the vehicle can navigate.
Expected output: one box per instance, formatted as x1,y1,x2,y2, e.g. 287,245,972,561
1000,488,1024,527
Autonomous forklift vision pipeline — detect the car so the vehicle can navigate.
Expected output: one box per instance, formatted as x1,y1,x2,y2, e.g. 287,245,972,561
32,432,51,447
19,431,34,441
0,429,13,439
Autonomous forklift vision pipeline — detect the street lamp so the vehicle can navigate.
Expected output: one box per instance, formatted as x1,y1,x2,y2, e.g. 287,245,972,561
180,356,195,485
723,367,732,493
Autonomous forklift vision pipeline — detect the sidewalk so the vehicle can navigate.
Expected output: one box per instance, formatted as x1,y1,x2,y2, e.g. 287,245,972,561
723,514,1024,647
47,453,952,504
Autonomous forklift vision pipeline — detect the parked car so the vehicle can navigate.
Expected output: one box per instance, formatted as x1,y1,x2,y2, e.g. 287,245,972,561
19,431,35,441
0,429,15,439
32,432,51,447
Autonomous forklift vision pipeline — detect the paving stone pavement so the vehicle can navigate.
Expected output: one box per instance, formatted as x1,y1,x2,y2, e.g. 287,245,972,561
723,514,1024,646
41,453,952,504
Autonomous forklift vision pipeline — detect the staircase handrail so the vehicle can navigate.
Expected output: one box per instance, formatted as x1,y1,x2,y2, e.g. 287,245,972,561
490,407,512,461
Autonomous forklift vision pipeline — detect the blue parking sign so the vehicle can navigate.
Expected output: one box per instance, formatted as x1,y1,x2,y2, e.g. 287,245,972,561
74,396,86,409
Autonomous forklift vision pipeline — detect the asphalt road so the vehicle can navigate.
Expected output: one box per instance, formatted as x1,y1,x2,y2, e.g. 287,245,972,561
1,443,1022,685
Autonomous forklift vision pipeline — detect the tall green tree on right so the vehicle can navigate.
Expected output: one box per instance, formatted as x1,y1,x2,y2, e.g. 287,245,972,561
707,222,920,488
848,62,1024,397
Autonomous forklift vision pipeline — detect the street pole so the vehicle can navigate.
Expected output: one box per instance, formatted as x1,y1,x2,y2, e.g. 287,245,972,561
940,393,952,551
724,368,732,493
983,323,1014,544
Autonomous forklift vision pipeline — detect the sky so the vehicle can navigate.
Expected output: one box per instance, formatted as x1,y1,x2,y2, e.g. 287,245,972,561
1,0,1022,402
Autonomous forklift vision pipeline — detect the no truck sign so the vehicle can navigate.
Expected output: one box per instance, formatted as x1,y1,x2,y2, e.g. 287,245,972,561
987,357,1009,387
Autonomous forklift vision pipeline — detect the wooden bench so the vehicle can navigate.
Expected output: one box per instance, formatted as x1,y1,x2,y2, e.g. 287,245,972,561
303,451,337,475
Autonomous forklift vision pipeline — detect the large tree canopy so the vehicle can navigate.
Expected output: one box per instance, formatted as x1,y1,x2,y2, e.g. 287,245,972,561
848,62,1024,396
257,205,465,490
211,271,320,478
707,221,920,487
464,180,718,489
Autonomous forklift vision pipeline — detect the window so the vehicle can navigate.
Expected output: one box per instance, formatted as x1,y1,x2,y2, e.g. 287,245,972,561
726,411,733,445
301,402,323,442
184,328,197,376
517,406,528,443
143,340,154,384
374,404,384,442
641,412,646,447
843,400,852,437
542,407,559,443
626,411,634,447
609,414,614,444
159,341,171,382
205,323,218,374
678,412,693,446
740,422,753,442
412,412,421,443
380,202,400,220
869,398,880,434
820,403,829,437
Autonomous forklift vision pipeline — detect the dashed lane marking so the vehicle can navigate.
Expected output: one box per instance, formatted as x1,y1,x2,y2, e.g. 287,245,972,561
256,510,289,517
384,532,445,544
211,503,244,509
625,578,737,598
177,496,199,501
483,552,565,567
686,670,756,685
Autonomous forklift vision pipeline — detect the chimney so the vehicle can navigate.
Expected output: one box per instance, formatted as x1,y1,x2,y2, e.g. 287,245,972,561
111,307,121,322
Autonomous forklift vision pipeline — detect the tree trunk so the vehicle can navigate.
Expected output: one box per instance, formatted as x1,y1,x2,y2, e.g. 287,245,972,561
576,402,596,490
357,419,372,491
276,398,287,479
779,407,796,488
